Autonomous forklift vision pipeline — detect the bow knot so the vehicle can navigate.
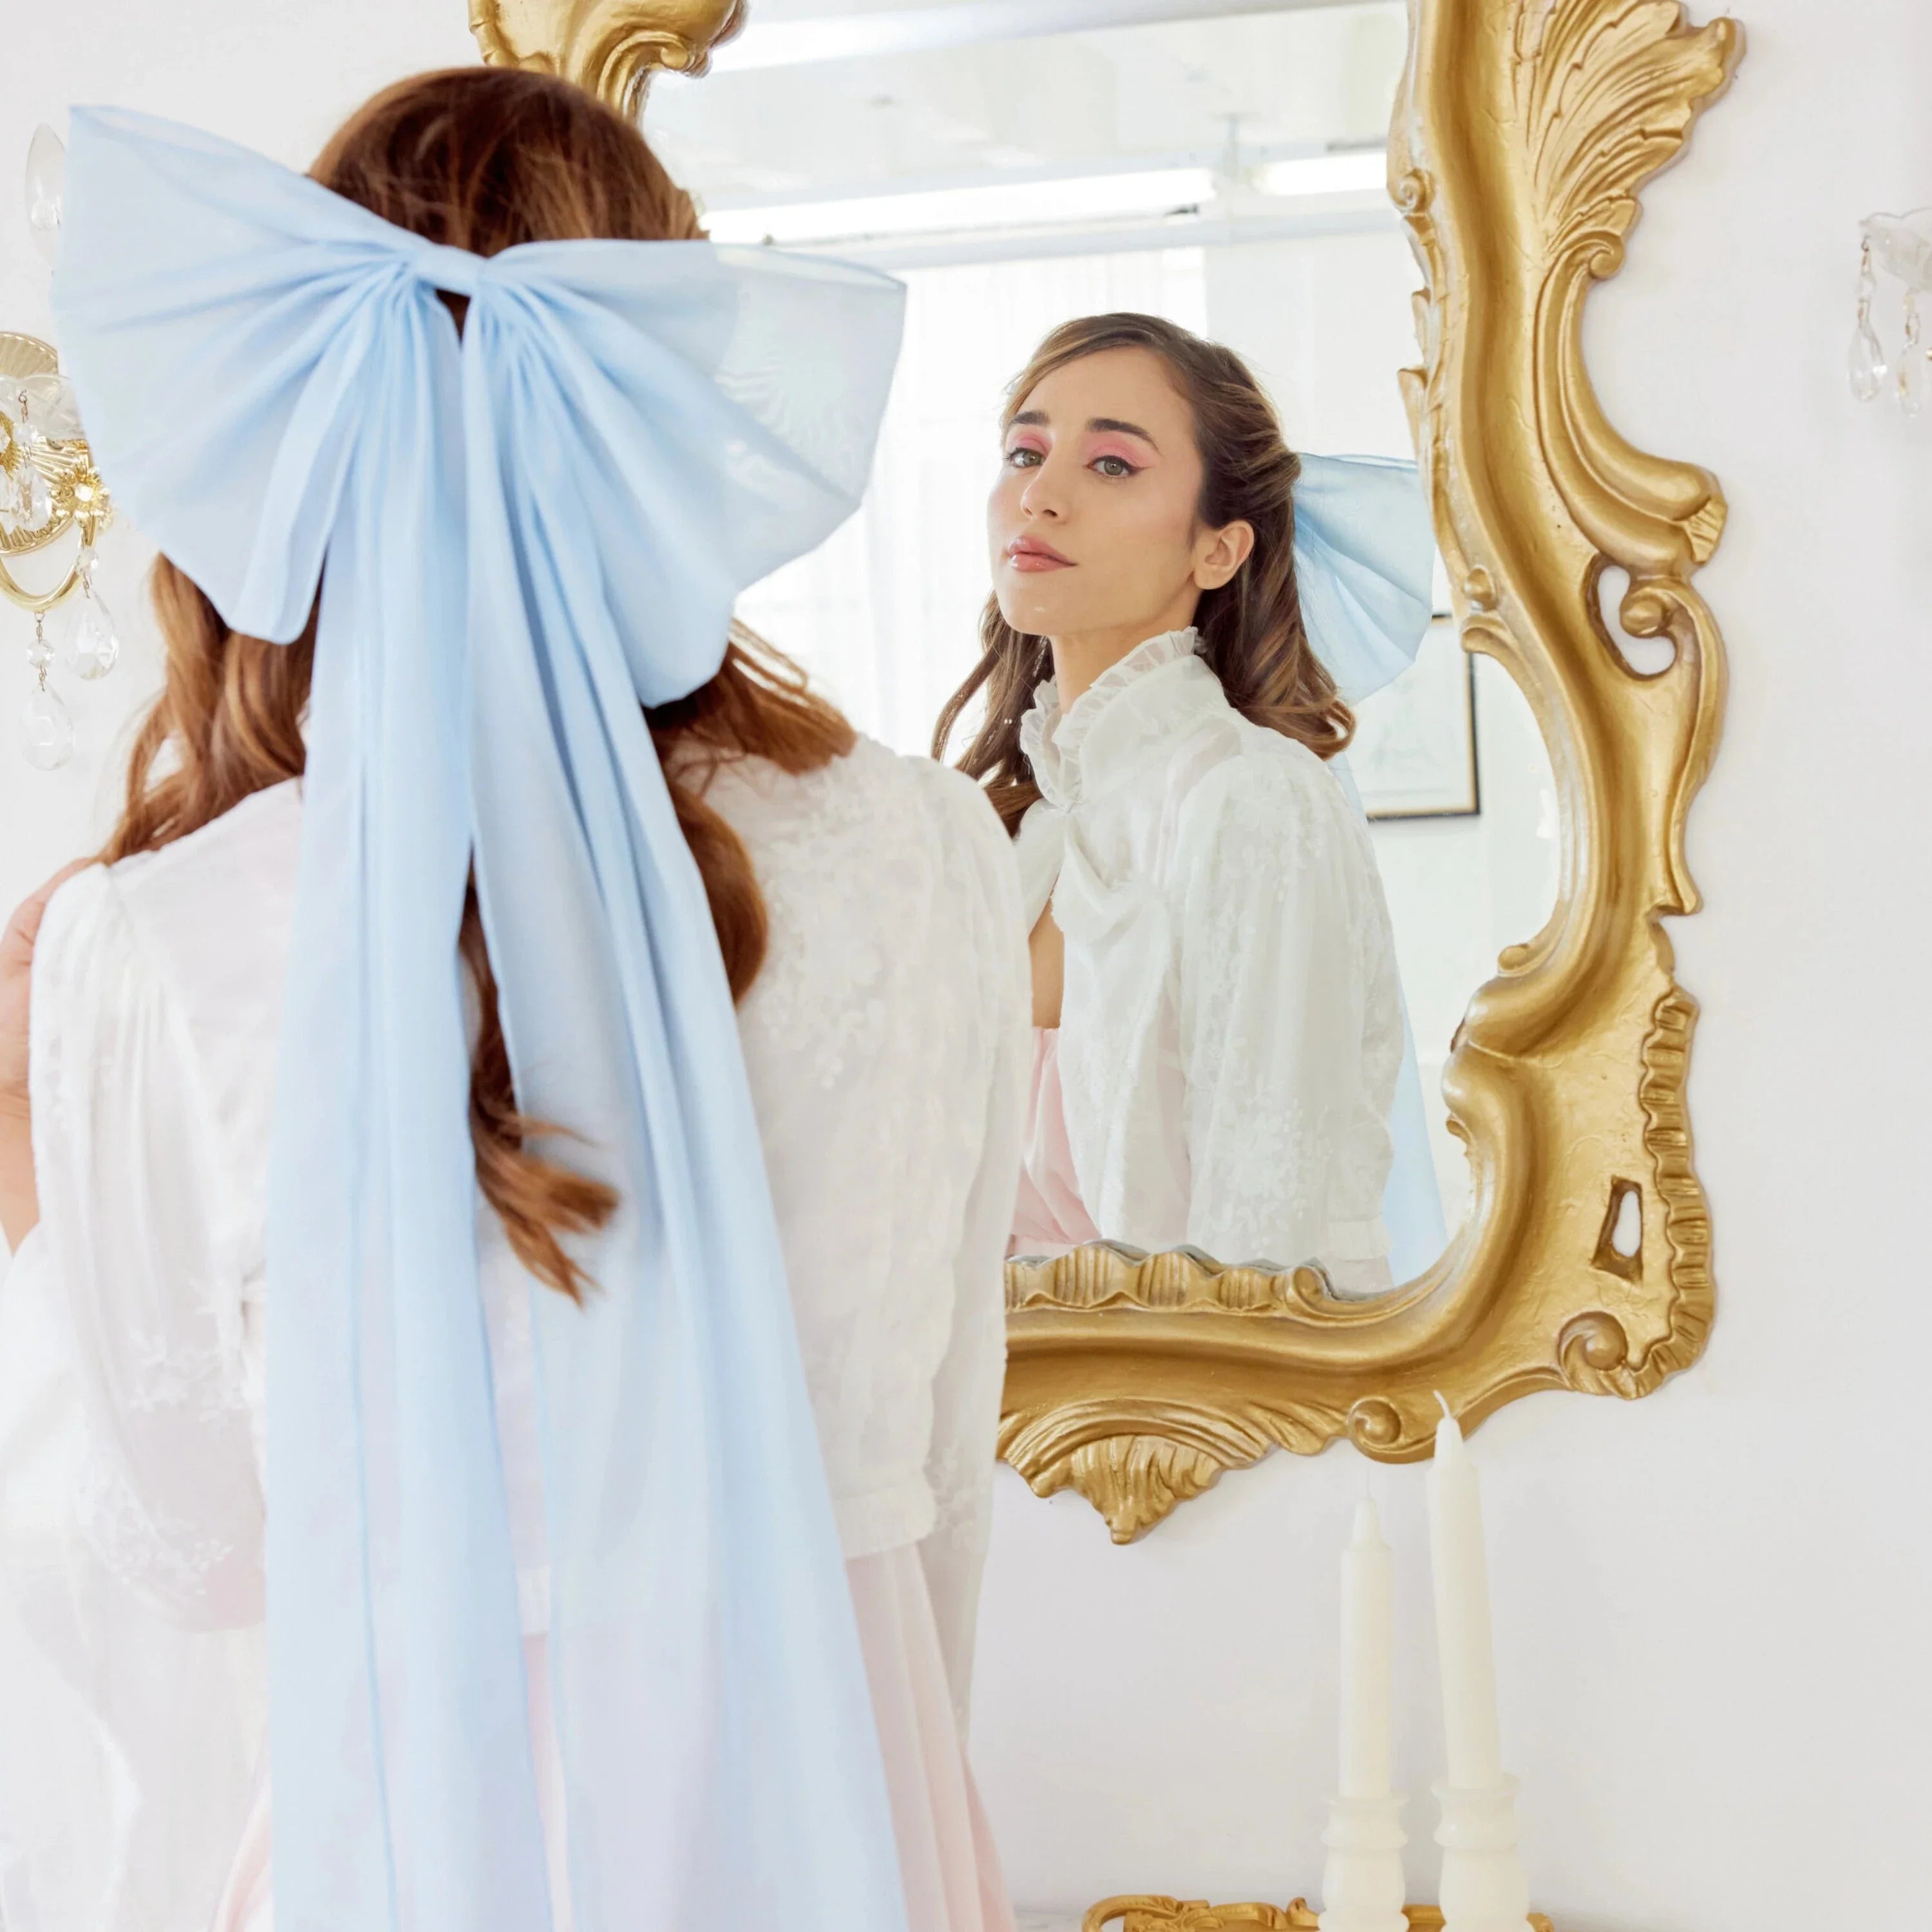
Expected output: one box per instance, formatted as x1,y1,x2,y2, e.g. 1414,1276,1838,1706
407,238,484,297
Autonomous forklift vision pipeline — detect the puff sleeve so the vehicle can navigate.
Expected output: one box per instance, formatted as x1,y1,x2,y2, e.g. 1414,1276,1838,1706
21,863,265,1627
1175,750,1403,1276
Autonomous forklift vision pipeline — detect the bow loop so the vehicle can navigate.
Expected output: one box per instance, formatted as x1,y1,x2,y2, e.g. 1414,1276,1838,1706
1293,451,1436,703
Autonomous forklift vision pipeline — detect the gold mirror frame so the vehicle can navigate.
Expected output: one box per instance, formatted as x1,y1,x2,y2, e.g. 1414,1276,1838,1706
477,0,1743,1542
1001,0,1741,1539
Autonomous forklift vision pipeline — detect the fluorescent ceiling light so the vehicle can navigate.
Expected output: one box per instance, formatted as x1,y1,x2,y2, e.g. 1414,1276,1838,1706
710,0,1347,72
706,151,1388,249
1256,151,1388,196
706,168,1217,245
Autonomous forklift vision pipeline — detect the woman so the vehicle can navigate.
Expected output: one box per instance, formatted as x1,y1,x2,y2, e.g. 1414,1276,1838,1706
934,314,1431,1288
0,73,1026,1932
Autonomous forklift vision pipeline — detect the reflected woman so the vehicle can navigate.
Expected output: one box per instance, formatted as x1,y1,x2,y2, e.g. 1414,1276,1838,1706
934,313,1426,1291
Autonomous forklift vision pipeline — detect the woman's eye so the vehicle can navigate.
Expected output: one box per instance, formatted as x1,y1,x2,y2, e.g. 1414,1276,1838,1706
1092,454,1138,478
1005,445,1043,468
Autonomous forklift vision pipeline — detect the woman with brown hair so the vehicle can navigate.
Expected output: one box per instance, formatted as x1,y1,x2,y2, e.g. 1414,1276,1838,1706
934,313,1435,1287
0,70,1025,1932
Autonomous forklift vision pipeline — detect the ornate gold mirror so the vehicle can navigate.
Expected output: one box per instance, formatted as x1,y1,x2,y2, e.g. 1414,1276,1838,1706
479,0,1739,1541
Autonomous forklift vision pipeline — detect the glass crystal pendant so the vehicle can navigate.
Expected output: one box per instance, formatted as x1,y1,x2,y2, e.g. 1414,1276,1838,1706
0,450,52,538
1850,317,1888,399
47,566,120,681
20,667,74,771
1850,241,1888,401
1899,292,1932,415
14,370,82,442
25,124,64,269
1902,349,1932,415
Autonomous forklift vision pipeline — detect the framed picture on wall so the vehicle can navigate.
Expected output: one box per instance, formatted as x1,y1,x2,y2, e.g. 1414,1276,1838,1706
1350,614,1480,819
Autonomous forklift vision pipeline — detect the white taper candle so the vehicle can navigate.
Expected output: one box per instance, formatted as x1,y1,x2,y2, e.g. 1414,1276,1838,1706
1426,1401,1503,1789
1339,1496,1394,1799
1320,1493,1407,1932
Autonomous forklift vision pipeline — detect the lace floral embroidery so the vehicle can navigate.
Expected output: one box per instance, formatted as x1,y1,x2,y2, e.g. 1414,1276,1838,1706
75,1421,238,1607
699,741,1016,1568
119,1327,252,1423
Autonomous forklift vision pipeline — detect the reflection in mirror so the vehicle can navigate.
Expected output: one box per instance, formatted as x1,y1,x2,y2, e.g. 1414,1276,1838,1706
651,0,1557,1285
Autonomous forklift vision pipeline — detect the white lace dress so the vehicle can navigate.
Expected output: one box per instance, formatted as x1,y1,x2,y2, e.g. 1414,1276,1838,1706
0,738,1028,1932
1012,628,1403,1283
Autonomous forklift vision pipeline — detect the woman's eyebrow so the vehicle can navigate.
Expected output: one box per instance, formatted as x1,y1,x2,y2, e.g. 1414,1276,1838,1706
1007,409,1160,451
1088,416,1160,451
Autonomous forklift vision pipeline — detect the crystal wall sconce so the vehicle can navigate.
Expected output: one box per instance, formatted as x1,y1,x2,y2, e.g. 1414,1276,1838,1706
1850,209,1932,412
5,125,120,772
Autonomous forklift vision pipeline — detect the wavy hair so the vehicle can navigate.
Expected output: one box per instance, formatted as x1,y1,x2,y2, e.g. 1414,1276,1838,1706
101,67,855,1300
931,312,1351,831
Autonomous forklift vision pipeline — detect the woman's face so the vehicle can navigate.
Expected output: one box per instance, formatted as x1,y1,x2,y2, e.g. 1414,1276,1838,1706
988,345,1252,647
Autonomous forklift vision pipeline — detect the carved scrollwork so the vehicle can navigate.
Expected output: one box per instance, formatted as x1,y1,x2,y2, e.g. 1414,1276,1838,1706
470,0,746,118
1081,1899,1307,1932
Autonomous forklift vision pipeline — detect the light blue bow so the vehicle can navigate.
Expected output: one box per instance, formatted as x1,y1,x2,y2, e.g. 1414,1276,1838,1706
1293,450,1436,704
54,106,910,1932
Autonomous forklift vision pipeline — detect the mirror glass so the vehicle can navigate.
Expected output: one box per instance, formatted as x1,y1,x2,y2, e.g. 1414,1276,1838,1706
650,0,1558,1287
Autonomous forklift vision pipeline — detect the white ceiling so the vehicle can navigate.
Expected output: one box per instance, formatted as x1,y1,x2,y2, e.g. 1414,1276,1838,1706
647,1,1406,205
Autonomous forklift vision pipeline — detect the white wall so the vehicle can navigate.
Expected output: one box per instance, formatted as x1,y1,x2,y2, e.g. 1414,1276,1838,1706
972,3,1932,1927
6,7,1931,1931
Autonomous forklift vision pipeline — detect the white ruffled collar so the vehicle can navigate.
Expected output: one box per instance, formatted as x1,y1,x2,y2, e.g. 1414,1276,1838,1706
1019,627,1225,810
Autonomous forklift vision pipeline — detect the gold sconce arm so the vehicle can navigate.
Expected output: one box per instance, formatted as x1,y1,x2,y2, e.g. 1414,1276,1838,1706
0,552,89,616
1,330,112,614
0,460,112,612
5,330,121,770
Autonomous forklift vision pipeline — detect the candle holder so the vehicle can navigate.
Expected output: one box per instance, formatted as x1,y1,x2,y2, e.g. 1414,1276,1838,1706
1432,1778,1533,1932
1317,1792,1408,1932
1080,1901,1553,1932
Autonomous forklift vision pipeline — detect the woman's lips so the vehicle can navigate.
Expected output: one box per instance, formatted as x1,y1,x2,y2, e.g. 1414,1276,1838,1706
1005,536,1073,573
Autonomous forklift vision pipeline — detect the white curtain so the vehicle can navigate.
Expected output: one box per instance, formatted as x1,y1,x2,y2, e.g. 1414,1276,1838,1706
737,248,1208,755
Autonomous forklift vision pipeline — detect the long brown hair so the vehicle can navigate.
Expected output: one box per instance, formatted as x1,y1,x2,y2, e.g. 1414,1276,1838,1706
101,68,855,1299
931,312,1351,832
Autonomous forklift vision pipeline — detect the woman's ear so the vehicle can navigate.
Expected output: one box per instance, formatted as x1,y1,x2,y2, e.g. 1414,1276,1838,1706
1193,519,1256,591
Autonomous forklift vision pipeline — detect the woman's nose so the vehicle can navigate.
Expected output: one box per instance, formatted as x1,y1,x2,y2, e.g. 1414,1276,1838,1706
1018,462,1065,520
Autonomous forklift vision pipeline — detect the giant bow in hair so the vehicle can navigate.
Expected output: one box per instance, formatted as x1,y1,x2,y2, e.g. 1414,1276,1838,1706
54,106,910,1932
1292,451,1437,705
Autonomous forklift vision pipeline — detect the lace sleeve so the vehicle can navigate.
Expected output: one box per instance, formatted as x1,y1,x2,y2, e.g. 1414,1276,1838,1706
916,772,1030,1734
27,866,265,1629
1175,752,1394,1272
